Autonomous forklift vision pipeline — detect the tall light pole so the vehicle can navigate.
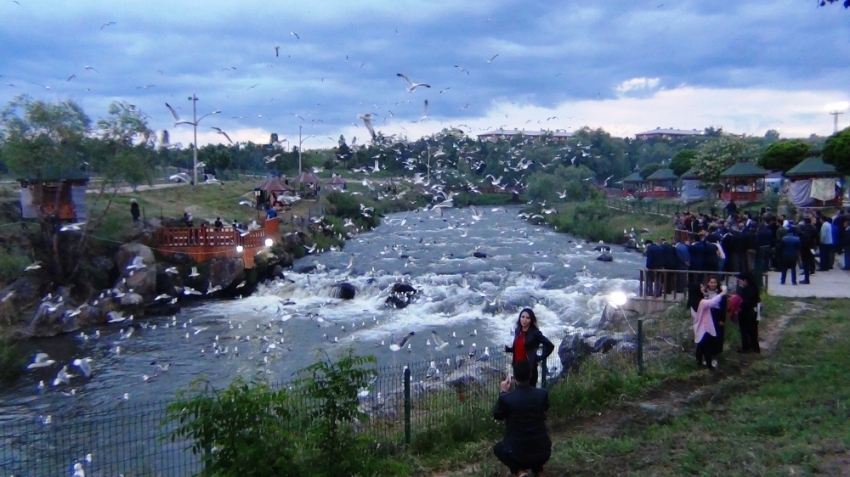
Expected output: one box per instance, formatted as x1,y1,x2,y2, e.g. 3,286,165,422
830,110,844,134
183,94,220,185
297,124,315,175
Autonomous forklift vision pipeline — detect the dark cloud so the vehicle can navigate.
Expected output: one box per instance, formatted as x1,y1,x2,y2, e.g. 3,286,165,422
1,0,848,144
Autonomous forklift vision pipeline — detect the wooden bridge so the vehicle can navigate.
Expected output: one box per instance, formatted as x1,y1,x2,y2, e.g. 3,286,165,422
156,219,281,268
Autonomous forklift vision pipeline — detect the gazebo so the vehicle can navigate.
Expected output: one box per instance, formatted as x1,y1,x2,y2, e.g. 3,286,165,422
326,175,346,191
256,176,294,209
680,168,708,202
19,167,89,221
621,172,644,198
720,162,767,201
643,168,679,198
785,156,843,207
291,171,321,198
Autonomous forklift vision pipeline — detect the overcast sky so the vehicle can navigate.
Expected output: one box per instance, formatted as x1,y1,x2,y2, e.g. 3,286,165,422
1,0,849,149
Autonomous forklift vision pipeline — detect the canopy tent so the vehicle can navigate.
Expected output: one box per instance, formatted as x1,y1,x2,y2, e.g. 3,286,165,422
784,156,843,206
679,168,708,202
257,176,293,192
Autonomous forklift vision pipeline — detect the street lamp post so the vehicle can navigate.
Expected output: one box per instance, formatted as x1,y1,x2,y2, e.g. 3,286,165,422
183,94,220,185
296,125,315,175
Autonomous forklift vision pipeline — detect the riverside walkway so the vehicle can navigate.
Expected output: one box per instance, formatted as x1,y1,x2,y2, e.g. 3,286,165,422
766,266,850,298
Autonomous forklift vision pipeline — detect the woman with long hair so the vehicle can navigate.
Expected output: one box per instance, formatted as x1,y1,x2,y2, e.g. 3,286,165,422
703,275,728,366
504,308,555,387
688,282,727,370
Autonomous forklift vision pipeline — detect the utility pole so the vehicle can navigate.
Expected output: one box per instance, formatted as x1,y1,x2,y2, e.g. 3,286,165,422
190,94,198,186
830,110,844,134
298,125,302,174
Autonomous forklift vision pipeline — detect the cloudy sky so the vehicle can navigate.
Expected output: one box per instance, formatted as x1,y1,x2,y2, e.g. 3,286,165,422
1,0,849,149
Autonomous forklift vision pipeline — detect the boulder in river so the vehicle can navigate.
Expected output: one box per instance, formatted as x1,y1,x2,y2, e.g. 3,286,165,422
115,243,155,272
206,257,246,290
331,282,356,300
385,283,419,309
596,252,613,262
473,251,487,258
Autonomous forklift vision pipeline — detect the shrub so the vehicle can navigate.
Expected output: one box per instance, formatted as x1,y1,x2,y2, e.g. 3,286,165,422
0,246,30,285
0,336,25,383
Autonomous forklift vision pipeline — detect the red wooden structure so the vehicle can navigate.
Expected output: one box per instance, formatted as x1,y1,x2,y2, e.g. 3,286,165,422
156,219,281,268
720,162,766,202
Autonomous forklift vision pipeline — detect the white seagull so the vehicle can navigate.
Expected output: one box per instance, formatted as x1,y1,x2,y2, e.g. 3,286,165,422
211,126,233,144
27,353,56,370
396,73,430,92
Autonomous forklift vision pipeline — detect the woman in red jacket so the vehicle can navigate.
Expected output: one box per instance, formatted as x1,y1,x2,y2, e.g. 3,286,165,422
505,308,555,387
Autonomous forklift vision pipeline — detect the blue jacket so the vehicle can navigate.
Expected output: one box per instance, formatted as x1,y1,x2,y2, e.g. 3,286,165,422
645,244,666,269
689,241,706,271
780,234,801,260
675,242,690,269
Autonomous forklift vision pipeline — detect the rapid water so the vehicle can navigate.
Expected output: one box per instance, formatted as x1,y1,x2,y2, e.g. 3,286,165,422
1,206,642,417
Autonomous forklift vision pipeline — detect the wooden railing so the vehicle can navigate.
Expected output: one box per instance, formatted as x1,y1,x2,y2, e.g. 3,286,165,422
156,219,280,267
637,268,768,302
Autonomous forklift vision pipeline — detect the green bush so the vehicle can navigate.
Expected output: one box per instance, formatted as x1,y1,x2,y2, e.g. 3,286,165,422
0,246,30,285
0,336,25,383
166,349,409,477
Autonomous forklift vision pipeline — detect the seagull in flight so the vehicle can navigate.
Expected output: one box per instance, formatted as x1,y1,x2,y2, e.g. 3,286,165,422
389,331,415,351
454,65,469,75
486,53,499,63
419,100,429,122
211,126,233,144
290,31,300,39
396,73,430,92
100,21,116,30
84,65,98,72
430,330,449,351
59,221,86,232
274,46,280,57
358,113,377,140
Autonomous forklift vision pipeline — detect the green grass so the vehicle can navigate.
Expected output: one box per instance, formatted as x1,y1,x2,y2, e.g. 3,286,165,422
419,298,850,476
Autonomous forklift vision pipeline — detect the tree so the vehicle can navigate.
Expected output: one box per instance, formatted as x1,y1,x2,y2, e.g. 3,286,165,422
820,0,850,8
764,129,780,141
758,140,810,172
669,149,696,176
691,137,758,196
639,162,663,179
0,95,90,179
822,127,850,176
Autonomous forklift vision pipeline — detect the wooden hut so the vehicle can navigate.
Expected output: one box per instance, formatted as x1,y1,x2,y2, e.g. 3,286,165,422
19,167,89,221
643,168,679,198
784,156,843,207
719,162,767,201
621,172,644,198
291,172,321,198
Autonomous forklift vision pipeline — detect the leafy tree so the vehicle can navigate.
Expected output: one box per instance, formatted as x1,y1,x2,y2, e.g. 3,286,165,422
764,129,780,141
758,140,810,172
669,149,696,176
0,94,90,179
704,126,724,138
639,162,663,179
822,127,850,175
691,137,758,196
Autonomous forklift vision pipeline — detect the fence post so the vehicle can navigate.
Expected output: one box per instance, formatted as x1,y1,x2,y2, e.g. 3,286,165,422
403,367,411,446
637,319,644,375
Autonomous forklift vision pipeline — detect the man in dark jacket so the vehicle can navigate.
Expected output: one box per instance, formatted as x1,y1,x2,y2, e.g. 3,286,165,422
673,236,691,293
661,238,678,296
842,220,850,270
644,239,666,297
130,199,140,223
493,361,551,477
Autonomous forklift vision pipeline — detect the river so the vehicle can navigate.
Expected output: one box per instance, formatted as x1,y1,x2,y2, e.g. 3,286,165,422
1,205,642,419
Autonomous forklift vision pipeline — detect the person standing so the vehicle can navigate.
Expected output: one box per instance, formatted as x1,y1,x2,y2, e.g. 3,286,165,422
819,218,834,271
492,361,552,477
644,239,665,297
504,308,555,388
842,220,850,271
704,276,727,365
673,236,691,293
688,281,726,370
779,227,804,285
661,238,678,296
736,272,761,354
130,199,140,223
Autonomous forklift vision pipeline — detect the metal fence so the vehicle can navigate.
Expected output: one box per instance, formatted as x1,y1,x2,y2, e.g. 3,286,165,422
1,317,693,477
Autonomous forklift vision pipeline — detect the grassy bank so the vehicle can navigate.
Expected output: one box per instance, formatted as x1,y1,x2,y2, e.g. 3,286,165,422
533,200,675,244
416,297,850,476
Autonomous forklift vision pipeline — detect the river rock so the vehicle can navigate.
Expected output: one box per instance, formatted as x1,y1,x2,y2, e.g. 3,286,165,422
115,243,155,271
332,282,356,300
385,283,419,309
596,252,613,262
557,333,585,374
125,268,157,300
473,251,487,258
120,292,144,306
3,274,43,308
206,257,245,289
444,361,503,388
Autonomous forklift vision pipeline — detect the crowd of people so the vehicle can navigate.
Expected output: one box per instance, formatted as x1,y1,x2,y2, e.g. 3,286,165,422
643,202,850,296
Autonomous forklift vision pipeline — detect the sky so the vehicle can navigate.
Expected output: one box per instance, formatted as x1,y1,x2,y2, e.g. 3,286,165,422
1,0,850,149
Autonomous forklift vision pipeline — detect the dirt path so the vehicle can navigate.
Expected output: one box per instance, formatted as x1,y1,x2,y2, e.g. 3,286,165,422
430,301,809,477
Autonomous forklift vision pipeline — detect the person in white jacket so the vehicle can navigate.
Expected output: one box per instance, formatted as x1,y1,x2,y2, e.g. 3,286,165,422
819,218,834,271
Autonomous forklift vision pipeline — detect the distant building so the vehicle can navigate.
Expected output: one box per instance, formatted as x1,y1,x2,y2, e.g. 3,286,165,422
477,128,573,143
635,128,703,141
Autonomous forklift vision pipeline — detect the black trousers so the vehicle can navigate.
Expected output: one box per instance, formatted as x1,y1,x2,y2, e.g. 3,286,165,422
695,334,716,369
738,311,760,352
493,441,549,475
